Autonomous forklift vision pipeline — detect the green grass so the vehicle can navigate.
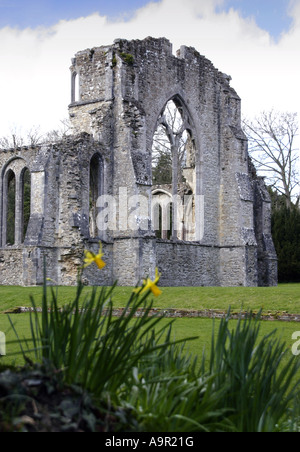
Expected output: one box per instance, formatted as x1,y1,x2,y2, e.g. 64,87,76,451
1,283,300,313
1,281,300,432
1,283,300,372
1,313,300,372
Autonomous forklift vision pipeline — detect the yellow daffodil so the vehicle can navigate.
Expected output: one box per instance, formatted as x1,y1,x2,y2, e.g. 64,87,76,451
83,242,106,270
134,268,162,297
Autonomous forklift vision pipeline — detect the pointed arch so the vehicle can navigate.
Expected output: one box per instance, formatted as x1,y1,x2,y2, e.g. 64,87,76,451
153,94,197,137
151,95,198,241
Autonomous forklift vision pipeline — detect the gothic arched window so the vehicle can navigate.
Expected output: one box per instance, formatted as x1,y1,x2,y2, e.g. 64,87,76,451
152,97,196,241
6,170,16,246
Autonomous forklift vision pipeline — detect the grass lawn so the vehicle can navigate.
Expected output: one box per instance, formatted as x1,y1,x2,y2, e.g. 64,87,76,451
1,283,300,433
1,283,300,370
1,312,300,371
0,283,300,313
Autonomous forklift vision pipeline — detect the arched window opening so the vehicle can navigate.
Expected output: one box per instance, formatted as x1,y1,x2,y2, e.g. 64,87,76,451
89,153,103,238
71,72,80,103
6,170,16,246
152,193,172,240
152,98,196,241
22,168,31,242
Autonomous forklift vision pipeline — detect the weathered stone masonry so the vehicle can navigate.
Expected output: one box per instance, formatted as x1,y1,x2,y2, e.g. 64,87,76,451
0,37,277,287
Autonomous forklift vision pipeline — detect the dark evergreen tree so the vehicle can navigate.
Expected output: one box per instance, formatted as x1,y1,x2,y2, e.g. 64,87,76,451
269,188,300,282
152,152,172,185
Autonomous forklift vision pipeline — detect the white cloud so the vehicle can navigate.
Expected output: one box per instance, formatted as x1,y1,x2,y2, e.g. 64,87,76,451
0,0,299,140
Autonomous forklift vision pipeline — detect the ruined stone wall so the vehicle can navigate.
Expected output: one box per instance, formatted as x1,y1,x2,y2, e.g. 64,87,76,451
0,135,115,286
156,242,220,287
0,37,277,287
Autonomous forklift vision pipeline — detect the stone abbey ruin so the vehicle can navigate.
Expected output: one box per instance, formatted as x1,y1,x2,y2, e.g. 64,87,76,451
0,37,277,287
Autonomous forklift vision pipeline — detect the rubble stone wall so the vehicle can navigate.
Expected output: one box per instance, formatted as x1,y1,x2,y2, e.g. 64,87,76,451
0,38,277,287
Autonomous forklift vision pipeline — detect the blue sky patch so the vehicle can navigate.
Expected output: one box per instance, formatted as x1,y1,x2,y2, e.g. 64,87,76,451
218,0,293,39
0,0,294,39
0,0,161,29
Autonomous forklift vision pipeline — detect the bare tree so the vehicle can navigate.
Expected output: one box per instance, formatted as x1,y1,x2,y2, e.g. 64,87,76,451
243,110,299,208
0,126,25,149
43,118,72,143
0,119,72,150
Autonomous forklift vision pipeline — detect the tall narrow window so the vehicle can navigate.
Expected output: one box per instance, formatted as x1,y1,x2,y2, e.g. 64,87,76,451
89,154,103,238
71,72,80,103
22,168,31,242
6,170,16,246
152,192,173,240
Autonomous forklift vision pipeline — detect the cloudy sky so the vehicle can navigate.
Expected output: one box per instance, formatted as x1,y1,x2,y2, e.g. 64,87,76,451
0,0,299,139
